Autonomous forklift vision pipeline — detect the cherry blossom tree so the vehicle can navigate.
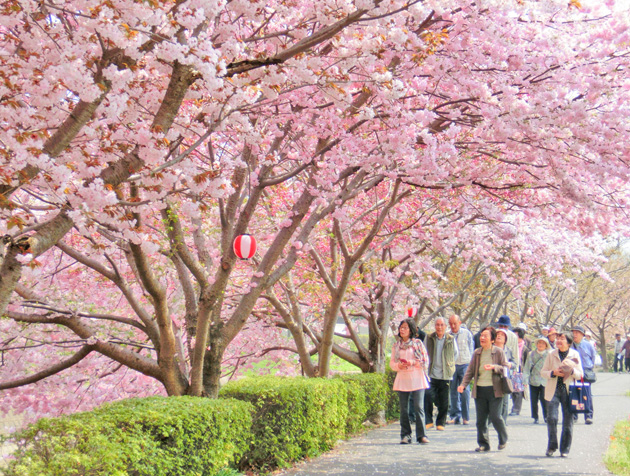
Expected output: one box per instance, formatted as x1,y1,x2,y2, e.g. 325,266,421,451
2,0,630,422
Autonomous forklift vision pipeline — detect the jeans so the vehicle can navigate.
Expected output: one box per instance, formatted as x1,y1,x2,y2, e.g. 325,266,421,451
530,384,547,421
475,386,508,449
398,389,426,441
614,354,624,372
449,364,470,422
500,393,510,424
425,378,450,426
547,385,573,454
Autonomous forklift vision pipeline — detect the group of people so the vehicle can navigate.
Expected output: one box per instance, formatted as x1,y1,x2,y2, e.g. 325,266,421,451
390,314,601,457
613,333,630,372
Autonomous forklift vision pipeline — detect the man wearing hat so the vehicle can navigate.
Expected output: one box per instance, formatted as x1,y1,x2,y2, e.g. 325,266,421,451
496,315,519,362
547,327,558,349
614,333,624,373
572,325,596,424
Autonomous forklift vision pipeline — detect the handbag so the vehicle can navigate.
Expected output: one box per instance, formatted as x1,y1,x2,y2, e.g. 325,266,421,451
509,371,525,393
583,367,597,383
569,379,592,414
501,375,514,394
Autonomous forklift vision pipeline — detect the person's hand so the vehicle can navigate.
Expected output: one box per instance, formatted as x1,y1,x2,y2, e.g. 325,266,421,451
483,364,494,371
457,385,464,393
507,362,513,369
554,369,565,378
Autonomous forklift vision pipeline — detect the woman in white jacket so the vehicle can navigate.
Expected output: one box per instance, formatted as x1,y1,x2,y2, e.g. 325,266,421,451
541,332,583,458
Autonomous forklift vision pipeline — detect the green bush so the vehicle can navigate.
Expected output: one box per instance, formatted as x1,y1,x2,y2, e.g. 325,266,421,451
385,367,400,420
334,373,387,433
2,396,253,476
220,376,348,471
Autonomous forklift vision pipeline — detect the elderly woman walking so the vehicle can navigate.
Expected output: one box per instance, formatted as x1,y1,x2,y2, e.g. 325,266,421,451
458,327,509,452
390,318,431,445
541,332,583,457
523,336,551,424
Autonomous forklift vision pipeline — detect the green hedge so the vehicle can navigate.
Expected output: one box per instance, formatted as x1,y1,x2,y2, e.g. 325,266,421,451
385,367,400,420
2,396,253,476
220,376,348,471
334,373,387,433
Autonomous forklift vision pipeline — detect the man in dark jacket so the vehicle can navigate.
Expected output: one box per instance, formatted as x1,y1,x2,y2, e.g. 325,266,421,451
424,317,458,430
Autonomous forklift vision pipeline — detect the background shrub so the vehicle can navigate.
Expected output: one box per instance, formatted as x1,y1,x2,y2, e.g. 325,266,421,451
220,376,347,471
1,396,253,476
335,373,387,431
385,368,400,420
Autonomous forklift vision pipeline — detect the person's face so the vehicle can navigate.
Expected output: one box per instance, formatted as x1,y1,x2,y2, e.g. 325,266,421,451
479,329,493,349
572,330,583,343
542,329,549,336
548,333,557,342
616,335,621,341
435,320,446,338
449,317,460,334
536,340,547,352
399,322,411,340
555,334,569,351
495,332,506,347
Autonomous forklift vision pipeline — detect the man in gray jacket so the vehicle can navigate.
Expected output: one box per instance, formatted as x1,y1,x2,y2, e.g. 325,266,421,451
424,317,458,431
447,314,474,425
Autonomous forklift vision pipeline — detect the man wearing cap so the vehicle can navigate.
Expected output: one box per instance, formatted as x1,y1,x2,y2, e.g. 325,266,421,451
496,315,519,364
614,333,624,373
547,327,558,349
447,314,474,425
622,334,630,372
541,326,550,338
572,325,596,424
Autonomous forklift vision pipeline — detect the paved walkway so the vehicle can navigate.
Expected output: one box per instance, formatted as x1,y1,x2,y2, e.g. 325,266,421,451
278,372,630,476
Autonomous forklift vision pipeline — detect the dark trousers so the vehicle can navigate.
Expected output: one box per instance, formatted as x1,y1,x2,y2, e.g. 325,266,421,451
511,391,523,414
398,389,426,441
530,384,547,421
425,378,450,426
547,386,573,454
613,354,624,372
475,386,508,449
625,357,630,372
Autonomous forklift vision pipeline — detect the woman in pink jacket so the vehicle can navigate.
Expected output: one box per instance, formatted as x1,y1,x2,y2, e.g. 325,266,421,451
390,318,430,445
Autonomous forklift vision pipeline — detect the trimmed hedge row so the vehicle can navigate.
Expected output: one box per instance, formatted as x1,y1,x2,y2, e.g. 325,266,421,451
2,397,253,476
334,373,388,432
3,373,391,475
220,376,348,471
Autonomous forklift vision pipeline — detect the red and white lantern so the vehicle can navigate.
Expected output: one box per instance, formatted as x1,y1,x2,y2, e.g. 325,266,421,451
233,234,257,260
406,306,417,318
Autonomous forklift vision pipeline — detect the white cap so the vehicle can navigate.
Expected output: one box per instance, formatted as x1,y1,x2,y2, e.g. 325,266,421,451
517,322,527,330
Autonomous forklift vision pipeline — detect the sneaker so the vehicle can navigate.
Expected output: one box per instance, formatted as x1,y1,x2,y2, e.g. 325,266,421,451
462,420,469,425
585,418,593,425
436,425,445,431
418,436,430,444
560,453,569,458
508,411,519,416
400,436,412,445
498,443,507,450
533,419,539,424
426,423,434,429
475,446,490,452
546,449,555,457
